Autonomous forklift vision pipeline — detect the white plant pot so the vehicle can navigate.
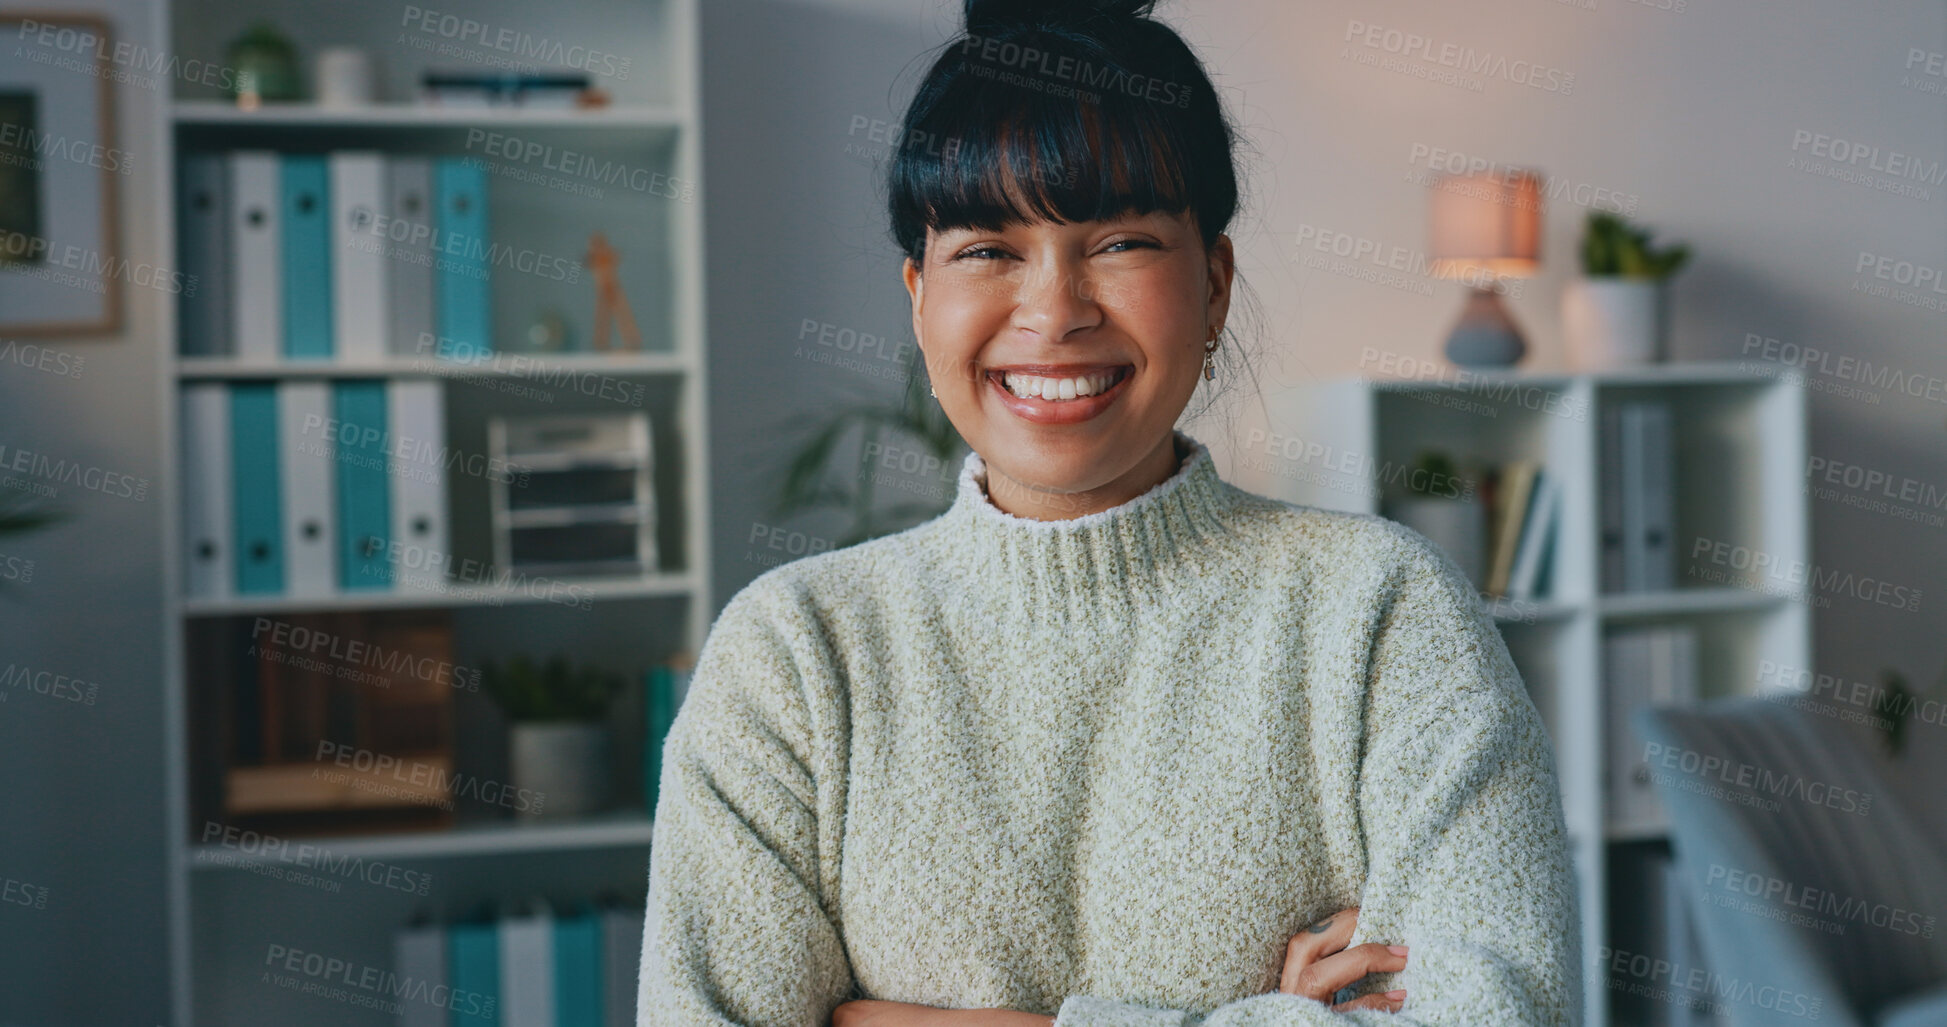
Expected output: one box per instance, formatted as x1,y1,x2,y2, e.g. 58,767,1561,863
1562,277,1665,369
509,722,611,820
1384,495,1488,590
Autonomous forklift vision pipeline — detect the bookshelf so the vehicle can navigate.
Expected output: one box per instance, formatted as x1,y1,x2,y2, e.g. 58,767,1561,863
154,0,705,1023
1253,361,1813,1027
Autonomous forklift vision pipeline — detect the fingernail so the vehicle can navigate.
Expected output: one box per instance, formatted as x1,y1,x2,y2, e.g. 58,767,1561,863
1386,990,1407,1000
1387,945,1410,956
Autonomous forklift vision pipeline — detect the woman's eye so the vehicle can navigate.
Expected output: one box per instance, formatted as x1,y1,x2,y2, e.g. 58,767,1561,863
1103,238,1157,253
954,245,1011,261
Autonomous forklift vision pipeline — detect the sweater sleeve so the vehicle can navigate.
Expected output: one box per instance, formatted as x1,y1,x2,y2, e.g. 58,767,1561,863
636,583,856,1026
1053,528,1582,1027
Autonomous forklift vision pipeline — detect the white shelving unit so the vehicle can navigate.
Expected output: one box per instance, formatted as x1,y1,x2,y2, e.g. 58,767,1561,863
1251,362,1812,1027
153,1,706,1023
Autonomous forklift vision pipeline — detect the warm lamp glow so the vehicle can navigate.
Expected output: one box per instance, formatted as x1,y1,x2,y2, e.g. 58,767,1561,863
1427,169,1543,281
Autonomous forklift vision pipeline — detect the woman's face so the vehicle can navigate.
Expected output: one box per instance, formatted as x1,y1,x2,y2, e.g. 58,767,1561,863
902,208,1234,520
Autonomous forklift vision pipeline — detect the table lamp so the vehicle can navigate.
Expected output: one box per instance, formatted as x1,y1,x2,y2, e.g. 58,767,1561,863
1427,168,1542,367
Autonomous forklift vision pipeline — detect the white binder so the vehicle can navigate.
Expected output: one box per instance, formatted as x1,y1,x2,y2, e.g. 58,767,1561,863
392,921,446,1027
228,151,282,362
385,156,438,357
329,151,390,362
278,381,338,595
179,384,233,598
499,903,557,1027
388,379,448,591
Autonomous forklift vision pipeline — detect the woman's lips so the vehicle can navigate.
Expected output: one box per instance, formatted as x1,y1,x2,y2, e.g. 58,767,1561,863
985,366,1133,425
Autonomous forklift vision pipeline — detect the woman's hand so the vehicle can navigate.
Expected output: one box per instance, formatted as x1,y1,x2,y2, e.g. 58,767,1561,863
1279,905,1409,1013
831,999,1054,1027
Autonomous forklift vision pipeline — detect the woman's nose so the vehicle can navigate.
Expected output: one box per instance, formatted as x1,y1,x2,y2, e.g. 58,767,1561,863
1011,258,1102,340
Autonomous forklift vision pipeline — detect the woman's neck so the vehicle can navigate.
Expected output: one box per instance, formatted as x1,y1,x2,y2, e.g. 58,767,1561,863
982,432,1186,522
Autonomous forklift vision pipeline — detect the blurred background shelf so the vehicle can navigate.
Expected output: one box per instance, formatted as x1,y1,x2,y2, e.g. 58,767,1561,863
187,811,657,866
175,351,692,378
1597,586,1799,618
180,571,700,617
154,0,707,1023
172,99,688,129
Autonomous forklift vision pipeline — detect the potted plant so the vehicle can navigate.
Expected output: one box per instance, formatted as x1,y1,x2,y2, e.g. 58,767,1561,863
1562,211,1691,369
1381,450,1486,589
770,369,965,547
480,653,628,820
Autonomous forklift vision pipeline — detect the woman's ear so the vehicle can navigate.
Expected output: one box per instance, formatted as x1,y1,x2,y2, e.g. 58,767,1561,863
902,257,925,352
1205,234,1236,326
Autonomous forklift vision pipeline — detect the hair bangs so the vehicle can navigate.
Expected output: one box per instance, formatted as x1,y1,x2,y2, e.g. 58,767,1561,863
891,60,1199,261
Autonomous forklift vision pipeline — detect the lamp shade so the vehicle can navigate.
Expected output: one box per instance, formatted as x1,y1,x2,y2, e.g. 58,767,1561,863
1427,169,1543,280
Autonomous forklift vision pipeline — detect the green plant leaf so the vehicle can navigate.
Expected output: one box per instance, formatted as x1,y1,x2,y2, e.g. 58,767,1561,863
764,369,966,547
480,651,626,722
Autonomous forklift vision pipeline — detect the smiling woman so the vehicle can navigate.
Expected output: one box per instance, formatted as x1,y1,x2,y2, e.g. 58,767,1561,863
636,1,1582,1025
888,0,1241,520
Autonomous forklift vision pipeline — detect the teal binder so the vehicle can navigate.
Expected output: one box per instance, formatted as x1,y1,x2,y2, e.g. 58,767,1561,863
333,380,392,589
281,155,333,359
229,383,283,594
433,158,490,358
553,907,603,1024
448,919,500,1027
644,665,681,815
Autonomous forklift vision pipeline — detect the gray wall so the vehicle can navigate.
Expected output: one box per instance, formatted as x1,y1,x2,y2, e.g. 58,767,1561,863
0,0,173,1022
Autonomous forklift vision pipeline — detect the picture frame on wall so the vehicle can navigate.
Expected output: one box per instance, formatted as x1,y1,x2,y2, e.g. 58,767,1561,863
0,12,123,336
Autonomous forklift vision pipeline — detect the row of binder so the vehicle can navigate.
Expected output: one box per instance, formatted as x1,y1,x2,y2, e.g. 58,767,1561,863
181,380,447,598
1601,399,1677,593
178,151,492,361
395,903,643,1027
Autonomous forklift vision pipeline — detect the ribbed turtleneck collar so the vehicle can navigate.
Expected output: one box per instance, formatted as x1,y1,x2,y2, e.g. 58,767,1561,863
928,429,1246,633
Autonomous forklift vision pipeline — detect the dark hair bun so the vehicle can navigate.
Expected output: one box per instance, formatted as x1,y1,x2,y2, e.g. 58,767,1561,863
963,0,1156,36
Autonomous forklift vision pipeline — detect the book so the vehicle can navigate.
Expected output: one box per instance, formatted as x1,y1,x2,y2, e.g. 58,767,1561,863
1507,470,1559,601
1486,460,1539,597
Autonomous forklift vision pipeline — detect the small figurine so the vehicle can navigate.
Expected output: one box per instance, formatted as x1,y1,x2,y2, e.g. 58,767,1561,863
585,232,641,351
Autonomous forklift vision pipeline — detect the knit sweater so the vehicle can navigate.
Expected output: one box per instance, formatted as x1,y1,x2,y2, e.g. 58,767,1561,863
638,429,1581,1026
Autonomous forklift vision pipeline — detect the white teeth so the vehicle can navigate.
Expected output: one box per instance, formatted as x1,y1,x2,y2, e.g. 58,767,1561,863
1001,368,1123,401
